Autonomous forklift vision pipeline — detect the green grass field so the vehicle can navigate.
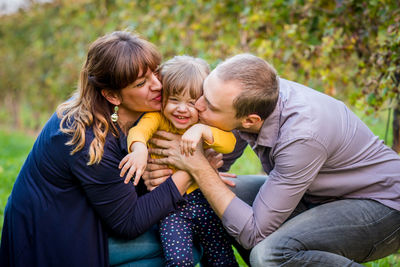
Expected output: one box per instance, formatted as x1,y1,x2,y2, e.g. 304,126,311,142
0,109,399,266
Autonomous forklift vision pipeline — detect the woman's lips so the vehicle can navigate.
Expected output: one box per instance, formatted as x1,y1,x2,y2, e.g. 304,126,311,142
153,95,162,102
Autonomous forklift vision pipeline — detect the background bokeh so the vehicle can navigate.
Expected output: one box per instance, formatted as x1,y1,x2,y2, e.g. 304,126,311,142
0,0,399,266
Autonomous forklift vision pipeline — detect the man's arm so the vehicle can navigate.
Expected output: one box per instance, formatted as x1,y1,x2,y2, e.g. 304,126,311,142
148,131,236,217
150,131,328,249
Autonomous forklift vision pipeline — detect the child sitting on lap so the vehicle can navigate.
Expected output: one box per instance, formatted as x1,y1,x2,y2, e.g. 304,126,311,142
119,55,238,266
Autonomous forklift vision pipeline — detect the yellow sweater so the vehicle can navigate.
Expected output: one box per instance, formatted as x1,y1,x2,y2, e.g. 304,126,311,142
127,112,236,193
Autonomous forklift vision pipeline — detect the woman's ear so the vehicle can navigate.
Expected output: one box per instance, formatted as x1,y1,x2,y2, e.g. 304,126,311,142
241,114,262,129
101,89,121,106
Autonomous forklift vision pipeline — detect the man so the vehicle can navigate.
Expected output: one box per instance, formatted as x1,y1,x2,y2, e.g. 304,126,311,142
147,54,400,266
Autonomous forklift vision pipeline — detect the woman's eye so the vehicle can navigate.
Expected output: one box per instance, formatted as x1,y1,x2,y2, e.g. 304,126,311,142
135,79,146,87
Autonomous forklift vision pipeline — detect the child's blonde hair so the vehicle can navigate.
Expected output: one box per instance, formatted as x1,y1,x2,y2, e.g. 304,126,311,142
159,55,210,108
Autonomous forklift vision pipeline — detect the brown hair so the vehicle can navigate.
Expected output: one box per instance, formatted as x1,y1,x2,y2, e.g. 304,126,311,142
215,53,279,120
159,55,210,108
57,31,161,165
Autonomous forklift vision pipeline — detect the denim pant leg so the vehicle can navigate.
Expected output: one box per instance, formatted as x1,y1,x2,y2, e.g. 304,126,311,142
225,175,268,265
109,224,203,267
250,199,400,267
108,224,165,267
226,175,267,206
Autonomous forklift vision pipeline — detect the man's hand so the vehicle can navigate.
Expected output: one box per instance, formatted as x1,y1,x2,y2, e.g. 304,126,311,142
142,163,172,191
149,131,206,171
149,131,236,218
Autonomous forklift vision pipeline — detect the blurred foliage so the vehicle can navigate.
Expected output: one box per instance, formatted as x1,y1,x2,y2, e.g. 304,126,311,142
0,0,399,148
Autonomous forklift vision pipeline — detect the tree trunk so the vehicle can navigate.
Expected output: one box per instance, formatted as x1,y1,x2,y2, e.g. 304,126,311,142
392,99,400,153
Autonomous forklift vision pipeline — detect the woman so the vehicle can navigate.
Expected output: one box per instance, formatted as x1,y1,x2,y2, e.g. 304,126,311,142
0,31,197,267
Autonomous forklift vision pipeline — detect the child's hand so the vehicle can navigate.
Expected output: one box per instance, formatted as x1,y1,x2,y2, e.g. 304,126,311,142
181,124,211,156
119,142,148,185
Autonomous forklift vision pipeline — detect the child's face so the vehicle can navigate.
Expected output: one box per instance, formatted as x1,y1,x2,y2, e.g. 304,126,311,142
163,92,199,129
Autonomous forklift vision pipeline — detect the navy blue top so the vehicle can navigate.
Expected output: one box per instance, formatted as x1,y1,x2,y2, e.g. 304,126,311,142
0,113,185,266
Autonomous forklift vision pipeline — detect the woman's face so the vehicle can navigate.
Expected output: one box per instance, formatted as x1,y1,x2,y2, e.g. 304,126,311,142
119,68,162,118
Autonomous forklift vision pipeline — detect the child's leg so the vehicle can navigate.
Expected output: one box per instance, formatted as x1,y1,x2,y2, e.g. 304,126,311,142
190,190,239,267
159,205,195,267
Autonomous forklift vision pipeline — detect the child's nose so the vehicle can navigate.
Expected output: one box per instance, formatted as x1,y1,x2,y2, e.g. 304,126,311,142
177,103,188,111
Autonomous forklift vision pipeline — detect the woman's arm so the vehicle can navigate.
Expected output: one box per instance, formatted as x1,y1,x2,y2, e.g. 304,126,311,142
69,136,190,238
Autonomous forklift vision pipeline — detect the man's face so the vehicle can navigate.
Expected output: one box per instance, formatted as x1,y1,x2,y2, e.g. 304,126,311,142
195,72,242,131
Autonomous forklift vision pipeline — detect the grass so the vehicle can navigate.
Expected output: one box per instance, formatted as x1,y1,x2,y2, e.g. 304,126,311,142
0,108,399,266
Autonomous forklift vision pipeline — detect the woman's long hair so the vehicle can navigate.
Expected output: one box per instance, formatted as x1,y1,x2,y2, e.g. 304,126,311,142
57,31,161,165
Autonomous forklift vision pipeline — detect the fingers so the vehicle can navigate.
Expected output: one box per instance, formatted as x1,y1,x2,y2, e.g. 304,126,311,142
148,147,169,157
144,176,170,191
148,156,170,165
181,140,191,156
221,177,236,187
219,172,237,178
190,142,196,155
133,167,144,186
124,166,135,184
145,162,170,171
120,163,134,181
214,159,223,169
119,155,129,169
153,131,180,141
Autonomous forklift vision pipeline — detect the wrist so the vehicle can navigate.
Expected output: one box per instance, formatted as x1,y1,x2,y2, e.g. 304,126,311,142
171,171,192,195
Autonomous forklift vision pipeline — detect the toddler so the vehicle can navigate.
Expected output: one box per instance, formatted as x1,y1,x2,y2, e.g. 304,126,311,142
119,55,238,266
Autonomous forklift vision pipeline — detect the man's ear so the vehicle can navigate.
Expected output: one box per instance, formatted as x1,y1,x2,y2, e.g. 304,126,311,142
101,89,121,106
240,114,262,129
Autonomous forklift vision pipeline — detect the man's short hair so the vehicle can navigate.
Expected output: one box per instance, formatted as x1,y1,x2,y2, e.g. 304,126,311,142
215,54,279,120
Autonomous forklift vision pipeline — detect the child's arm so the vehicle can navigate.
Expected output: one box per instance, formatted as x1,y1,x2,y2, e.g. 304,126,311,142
119,142,149,185
180,123,215,156
121,112,163,185
181,123,236,156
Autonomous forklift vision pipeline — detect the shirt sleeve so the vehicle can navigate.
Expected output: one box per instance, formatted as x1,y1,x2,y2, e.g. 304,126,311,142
219,130,248,172
69,137,185,238
205,127,236,154
127,112,162,153
222,138,328,249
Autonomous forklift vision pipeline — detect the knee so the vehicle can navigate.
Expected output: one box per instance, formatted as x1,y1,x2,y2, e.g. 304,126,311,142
249,234,300,267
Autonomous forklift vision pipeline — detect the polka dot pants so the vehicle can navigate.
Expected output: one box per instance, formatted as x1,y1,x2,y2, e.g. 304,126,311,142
160,189,238,266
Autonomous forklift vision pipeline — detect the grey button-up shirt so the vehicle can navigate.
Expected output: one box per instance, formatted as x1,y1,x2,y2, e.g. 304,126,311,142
221,78,400,249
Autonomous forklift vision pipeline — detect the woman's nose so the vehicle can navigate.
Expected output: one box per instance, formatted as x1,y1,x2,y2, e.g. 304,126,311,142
150,72,162,91
195,96,205,112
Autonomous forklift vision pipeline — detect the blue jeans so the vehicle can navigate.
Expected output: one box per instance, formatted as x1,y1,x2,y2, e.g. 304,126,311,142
108,224,202,266
228,175,400,267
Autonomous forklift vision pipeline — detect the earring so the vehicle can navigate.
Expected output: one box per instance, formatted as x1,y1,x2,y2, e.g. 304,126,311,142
111,106,119,122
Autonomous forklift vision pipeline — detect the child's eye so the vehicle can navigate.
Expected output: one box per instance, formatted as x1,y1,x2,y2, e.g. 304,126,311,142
188,100,196,106
168,97,178,102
